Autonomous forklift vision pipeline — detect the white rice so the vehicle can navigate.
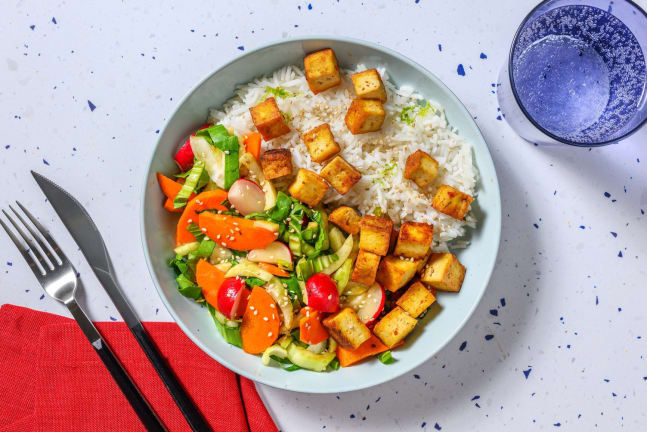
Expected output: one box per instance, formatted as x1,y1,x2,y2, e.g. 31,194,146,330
209,65,478,251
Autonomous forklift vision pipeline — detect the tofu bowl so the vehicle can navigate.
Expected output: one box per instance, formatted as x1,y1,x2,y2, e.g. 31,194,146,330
141,37,501,393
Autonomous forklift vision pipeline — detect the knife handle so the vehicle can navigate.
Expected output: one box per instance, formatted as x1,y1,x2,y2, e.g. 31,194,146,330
66,301,166,432
131,323,212,432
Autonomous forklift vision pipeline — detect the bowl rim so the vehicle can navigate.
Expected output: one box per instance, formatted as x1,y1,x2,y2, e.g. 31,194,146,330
140,35,502,393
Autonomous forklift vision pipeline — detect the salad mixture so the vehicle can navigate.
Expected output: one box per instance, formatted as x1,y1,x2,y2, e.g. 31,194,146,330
156,48,474,372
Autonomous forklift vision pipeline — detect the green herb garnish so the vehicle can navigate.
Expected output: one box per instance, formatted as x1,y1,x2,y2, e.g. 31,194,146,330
263,86,296,100
377,350,396,364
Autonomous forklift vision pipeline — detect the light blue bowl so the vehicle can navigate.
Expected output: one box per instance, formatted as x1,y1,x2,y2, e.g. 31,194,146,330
141,37,501,393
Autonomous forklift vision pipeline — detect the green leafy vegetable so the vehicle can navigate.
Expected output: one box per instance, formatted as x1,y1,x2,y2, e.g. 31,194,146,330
173,160,205,209
280,273,302,304
207,304,242,347
270,355,301,371
176,274,202,299
243,276,267,287
327,358,340,371
186,223,205,242
398,106,417,125
377,350,396,364
196,124,240,189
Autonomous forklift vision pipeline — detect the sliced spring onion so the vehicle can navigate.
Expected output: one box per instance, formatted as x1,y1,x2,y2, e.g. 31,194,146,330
377,350,395,364
321,234,354,275
173,241,199,256
173,160,205,209
207,304,242,347
288,234,302,256
311,253,338,273
332,258,353,294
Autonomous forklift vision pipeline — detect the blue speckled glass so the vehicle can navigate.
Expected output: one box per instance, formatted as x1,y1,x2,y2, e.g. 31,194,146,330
498,0,647,146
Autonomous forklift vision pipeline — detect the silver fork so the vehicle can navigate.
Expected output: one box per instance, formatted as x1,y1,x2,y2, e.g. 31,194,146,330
0,202,166,431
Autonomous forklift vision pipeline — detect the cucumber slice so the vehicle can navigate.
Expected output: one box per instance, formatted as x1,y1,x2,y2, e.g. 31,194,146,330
286,342,336,372
225,259,273,282
173,242,200,256
321,234,354,275
262,345,288,366
329,227,345,252
332,258,353,294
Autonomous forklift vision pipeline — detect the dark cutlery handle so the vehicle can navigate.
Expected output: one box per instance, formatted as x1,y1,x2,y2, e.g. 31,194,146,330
66,300,166,432
93,340,167,432
131,323,212,432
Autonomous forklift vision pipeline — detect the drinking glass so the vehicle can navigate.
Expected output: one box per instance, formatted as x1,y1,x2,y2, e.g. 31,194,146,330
498,0,647,146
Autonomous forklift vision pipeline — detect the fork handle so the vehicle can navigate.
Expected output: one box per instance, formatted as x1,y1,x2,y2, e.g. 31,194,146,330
66,301,166,432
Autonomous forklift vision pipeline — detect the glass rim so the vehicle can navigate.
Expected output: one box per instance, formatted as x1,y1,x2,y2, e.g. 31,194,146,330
507,0,647,146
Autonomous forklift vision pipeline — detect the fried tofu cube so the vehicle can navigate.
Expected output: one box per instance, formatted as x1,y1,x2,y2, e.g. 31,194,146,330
303,48,341,94
320,156,362,195
249,97,290,141
322,307,371,349
350,68,387,102
393,221,434,259
351,250,381,286
375,255,419,292
359,215,393,256
345,99,386,134
288,168,329,207
420,253,466,292
328,206,361,234
396,281,436,318
301,123,340,163
404,150,439,188
431,185,474,220
373,306,418,348
260,149,292,180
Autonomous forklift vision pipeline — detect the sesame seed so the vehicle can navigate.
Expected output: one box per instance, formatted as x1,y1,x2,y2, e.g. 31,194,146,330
201,228,207,232
267,332,273,337
253,310,258,315
187,219,193,223
270,304,275,308
263,316,268,321
250,306,255,310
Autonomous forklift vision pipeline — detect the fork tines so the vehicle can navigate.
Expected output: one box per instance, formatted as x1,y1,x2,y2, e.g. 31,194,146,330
0,201,65,277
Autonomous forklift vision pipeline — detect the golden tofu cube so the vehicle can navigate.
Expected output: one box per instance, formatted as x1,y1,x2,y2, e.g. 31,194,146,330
388,228,398,254
288,168,329,207
260,148,292,180
350,68,387,102
421,253,466,292
393,221,434,259
249,97,290,141
303,48,341,94
320,156,362,195
351,250,381,286
301,123,341,163
431,184,474,220
328,206,361,234
322,307,371,349
359,215,393,256
396,281,436,318
345,99,386,134
404,150,439,188
373,306,418,348
375,255,419,292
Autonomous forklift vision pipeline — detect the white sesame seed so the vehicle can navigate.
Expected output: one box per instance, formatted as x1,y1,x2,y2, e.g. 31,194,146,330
270,304,275,308
267,332,273,337
253,310,258,315
263,317,268,321
249,306,255,310
201,228,207,232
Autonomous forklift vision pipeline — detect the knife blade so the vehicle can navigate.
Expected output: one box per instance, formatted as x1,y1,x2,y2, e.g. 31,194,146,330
32,170,211,432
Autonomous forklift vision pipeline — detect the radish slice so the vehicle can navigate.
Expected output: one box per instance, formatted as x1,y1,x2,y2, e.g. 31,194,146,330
247,241,292,265
174,138,194,171
343,282,385,325
227,178,266,215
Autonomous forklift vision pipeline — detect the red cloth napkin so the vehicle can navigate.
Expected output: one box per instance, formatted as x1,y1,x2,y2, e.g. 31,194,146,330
0,304,278,432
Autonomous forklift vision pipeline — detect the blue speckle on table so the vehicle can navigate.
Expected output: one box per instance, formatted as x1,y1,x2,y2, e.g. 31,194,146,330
88,100,96,111
500,298,506,307
596,295,599,305
155,129,159,134
480,52,487,59
52,17,57,24
618,251,623,258
554,422,561,427
421,422,426,428
610,232,617,237
39,294,45,300
42,159,50,166
496,115,502,121
30,25,35,30
459,341,467,351
523,367,532,379
438,44,442,51
489,309,498,316
604,192,611,198
457,64,465,76
414,374,420,379
308,3,313,9
6,262,11,266
434,423,441,430
618,307,622,312
238,46,244,51
604,378,610,382
579,225,585,229
485,334,494,341
109,316,117,321
350,414,355,419
5,145,10,149
471,395,480,401
533,223,539,229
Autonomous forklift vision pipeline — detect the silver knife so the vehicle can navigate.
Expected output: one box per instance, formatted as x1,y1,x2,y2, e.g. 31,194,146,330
32,171,212,432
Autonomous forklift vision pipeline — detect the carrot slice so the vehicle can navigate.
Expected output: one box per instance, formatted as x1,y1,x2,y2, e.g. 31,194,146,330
196,259,225,309
243,132,262,160
157,172,184,199
299,307,328,345
240,286,280,354
175,190,229,246
337,334,402,367
257,262,290,278
198,213,279,251
163,197,183,212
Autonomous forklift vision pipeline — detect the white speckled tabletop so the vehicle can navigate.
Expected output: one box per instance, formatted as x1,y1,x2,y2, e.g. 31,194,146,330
2,0,647,430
